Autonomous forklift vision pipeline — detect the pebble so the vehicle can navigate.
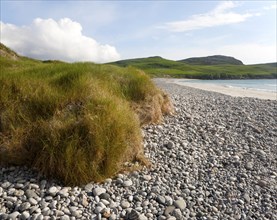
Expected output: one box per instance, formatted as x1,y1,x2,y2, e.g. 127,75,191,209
173,199,186,210
84,183,94,192
165,196,173,205
164,206,175,216
121,201,130,209
48,186,58,196
99,193,110,200
123,179,133,187
20,211,30,220
25,189,38,198
142,175,151,181
19,202,31,211
92,187,106,196
9,211,20,219
172,208,183,219
243,193,251,203
156,195,166,204
60,216,70,220
58,187,69,197
29,197,38,205
126,209,139,220
257,180,267,187
245,162,254,170
0,80,276,219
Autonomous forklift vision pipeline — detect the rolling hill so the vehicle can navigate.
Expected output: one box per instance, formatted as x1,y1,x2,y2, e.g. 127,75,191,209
110,56,276,79
179,55,244,65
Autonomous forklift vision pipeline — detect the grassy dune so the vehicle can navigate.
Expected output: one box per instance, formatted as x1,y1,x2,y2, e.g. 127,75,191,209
0,45,172,185
111,56,277,79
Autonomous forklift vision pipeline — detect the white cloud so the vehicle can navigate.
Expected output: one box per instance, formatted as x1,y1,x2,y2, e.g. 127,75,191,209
0,18,120,63
263,4,277,10
162,1,258,32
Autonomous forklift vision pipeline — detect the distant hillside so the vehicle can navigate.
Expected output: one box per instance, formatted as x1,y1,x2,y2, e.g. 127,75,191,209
112,56,179,69
110,56,276,79
179,55,244,65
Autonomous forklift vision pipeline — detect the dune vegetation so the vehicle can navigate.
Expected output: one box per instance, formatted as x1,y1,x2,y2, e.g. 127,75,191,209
111,56,277,79
0,43,173,185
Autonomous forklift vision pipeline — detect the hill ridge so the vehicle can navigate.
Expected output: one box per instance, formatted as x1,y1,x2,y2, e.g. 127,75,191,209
110,56,276,79
178,55,244,65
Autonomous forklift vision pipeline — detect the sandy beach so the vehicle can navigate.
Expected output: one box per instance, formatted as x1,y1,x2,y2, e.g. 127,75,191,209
166,78,277,100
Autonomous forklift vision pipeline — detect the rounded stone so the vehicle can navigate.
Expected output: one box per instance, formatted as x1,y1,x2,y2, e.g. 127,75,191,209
121,201,131,209
29,197,38,205
99,193,110,200
156,196,166,204
20,211,30,220
245,162,254,170
60,215,70,220
123,180,133,187
48,186,58,196
19,202,31,212
9,212,20,219
92,187,106,197
25,189,38,198
172,208,182,219
173,199,186,210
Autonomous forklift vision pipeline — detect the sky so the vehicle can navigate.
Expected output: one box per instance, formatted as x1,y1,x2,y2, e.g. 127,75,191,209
0,0,276,64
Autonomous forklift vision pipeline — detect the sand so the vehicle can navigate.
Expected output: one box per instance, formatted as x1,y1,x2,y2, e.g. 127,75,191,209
164,78,277,100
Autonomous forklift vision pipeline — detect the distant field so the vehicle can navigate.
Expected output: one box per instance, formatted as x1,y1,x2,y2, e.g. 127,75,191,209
110,56,277,79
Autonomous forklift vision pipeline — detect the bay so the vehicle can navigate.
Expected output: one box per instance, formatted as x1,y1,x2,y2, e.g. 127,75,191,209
180,79,277,93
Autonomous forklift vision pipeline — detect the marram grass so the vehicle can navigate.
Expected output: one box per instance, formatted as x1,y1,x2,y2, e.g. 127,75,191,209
0,54,172,185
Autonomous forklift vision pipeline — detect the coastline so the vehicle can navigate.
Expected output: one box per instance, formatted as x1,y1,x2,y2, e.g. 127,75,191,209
164,78,277,100
1,80,276,219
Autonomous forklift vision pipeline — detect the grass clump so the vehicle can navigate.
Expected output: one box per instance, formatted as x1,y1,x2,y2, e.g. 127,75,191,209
0,52,172,185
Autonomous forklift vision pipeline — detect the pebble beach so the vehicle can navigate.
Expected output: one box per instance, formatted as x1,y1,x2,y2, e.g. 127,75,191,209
1,78,277,220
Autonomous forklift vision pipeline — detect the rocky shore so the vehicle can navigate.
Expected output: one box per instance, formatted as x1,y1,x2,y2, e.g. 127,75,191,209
1,79,277,220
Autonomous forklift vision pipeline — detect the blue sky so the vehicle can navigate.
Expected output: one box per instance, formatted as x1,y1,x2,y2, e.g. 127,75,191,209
1,0,276,64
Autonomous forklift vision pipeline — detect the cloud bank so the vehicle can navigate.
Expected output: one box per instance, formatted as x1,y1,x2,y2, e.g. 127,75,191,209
162,1,259,32
0,18,120,63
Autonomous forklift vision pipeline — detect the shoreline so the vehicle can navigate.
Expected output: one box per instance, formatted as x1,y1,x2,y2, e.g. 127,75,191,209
161,78,276,100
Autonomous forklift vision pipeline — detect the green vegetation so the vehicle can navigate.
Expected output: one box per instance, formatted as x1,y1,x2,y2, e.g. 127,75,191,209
0,44,172,185
179,55,243,65
111,56,277,79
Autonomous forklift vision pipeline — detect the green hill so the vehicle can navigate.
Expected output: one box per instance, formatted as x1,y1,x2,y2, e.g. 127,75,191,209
179,55,243,65
0,43,172,185
110,56,276,79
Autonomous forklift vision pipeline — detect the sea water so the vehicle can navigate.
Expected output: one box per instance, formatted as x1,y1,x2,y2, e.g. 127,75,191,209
180,79,277,93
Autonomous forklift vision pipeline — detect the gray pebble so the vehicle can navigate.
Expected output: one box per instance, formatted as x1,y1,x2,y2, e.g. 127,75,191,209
173,199,186,210
92,187,106,197
20,211,30,220
123,180,133,187
121,201,130,209
9,212,20,219
48,186,58,196
156,196,166,204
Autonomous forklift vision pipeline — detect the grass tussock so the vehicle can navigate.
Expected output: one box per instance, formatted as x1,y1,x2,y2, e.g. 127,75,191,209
0,54,173,185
